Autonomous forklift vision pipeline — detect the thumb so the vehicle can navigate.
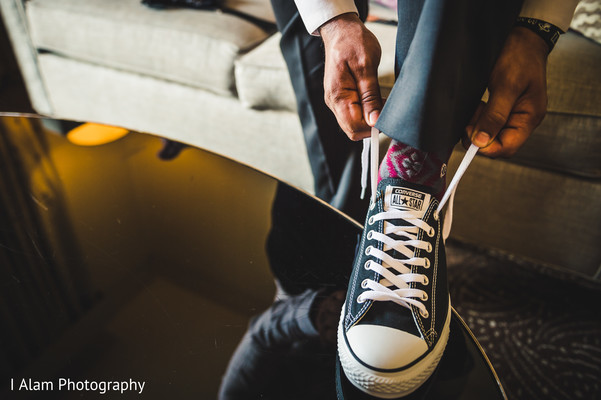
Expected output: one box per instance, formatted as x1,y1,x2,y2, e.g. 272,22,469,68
356,72,383,126
471,88,515,148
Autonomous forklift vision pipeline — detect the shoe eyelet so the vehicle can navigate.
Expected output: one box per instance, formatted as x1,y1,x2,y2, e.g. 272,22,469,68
361,279,369,289
368,216,375,225
367,230,374,240
427,227,435,237
424,258,431,269
357,295,366,304
426,243,433,253
423,276,429,285
420,310,429,319
364,261,371,270
421,293,428,301
433,211,440,221
365,246,373,256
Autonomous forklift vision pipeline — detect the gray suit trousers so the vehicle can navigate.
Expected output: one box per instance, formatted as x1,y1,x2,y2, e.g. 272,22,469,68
271,0,523,220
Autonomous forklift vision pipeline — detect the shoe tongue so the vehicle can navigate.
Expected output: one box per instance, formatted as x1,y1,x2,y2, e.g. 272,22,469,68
384,185,431,218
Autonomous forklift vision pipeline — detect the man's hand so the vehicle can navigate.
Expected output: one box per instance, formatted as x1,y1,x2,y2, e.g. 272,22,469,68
319,13,383,141
466,27,549,158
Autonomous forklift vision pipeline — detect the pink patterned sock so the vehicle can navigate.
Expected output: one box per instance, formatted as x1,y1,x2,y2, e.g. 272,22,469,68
378,140,450,200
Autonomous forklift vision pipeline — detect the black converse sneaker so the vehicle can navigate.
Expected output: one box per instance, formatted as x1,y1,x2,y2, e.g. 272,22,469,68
337,177,451,398
341,128,478,398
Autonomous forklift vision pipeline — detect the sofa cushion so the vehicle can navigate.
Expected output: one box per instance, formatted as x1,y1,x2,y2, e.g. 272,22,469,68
235,21,397,111
26,0,271,96
234,34,297,111
141,0,276,24
515,113,601,178
448,149,601,277
225,0,275,24
547,31,601,118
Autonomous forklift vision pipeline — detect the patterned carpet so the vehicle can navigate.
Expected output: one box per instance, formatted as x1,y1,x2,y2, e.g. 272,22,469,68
446,241,601,400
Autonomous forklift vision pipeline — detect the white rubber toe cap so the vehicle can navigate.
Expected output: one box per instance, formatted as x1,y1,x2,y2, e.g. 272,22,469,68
346,324,428,370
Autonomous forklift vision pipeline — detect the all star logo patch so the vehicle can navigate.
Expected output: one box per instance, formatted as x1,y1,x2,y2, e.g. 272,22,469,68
389,187,426,212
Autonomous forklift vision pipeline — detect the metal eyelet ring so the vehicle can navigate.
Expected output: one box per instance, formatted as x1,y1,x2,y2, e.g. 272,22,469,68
424,258,431,269
428,227,435,237
433,211,440,221
361,279,369,289
365,246,372,256
368,216,375,225
367,230,374,240
422,293,428,301
364,261,371,270
357,296,366,304
427,243,433,253
420,310,429,319
423,276,429,285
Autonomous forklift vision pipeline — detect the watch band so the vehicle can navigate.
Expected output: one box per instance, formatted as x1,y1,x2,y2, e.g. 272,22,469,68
515,17,563,52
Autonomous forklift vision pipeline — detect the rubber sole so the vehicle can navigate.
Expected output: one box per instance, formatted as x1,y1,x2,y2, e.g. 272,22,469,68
337,302,451,399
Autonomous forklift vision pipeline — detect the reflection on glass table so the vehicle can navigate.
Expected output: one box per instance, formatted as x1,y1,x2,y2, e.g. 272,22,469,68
0,115,505,399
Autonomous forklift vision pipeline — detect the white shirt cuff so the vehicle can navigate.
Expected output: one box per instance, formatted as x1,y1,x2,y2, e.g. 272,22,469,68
519,0,580,32
294,0,358,35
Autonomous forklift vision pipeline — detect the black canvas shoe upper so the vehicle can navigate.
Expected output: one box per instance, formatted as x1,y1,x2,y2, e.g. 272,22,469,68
342,177,450,372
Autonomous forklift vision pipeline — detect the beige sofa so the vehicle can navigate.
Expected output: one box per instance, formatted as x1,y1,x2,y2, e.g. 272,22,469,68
1,0,600,278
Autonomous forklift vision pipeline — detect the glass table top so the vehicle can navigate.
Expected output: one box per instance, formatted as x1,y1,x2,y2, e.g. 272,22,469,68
0,115,505,399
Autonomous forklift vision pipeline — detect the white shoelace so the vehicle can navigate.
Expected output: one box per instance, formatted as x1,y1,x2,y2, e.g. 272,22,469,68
358,128,479,316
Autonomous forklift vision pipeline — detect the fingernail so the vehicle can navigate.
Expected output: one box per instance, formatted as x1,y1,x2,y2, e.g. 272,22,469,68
368,111,379,126
472,131,490,147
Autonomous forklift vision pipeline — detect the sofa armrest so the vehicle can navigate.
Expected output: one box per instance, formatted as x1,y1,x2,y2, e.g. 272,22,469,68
0,0,52,114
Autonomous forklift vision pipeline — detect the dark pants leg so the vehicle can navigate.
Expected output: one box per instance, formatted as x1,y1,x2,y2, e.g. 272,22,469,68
270,0,370,223
376,0,523,153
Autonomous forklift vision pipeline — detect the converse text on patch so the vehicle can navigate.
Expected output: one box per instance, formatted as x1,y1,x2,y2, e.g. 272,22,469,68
388,187,427,212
